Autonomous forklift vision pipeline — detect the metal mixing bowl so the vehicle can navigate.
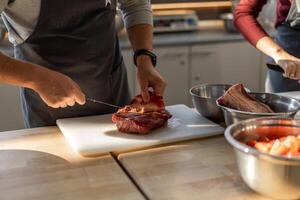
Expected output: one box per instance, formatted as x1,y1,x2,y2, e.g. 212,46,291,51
217,92,300,126
225,117,300,199
190,84,233,122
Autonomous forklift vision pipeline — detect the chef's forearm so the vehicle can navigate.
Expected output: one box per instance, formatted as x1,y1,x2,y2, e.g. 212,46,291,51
127,24,153,66
256,36,298,63
0,52,45,89
127,24,153,51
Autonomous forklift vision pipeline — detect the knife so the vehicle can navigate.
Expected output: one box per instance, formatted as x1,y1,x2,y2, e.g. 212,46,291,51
266,63,285,73
87,98,121,109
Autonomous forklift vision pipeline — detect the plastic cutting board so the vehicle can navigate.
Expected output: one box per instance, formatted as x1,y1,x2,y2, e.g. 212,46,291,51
57,104,224,156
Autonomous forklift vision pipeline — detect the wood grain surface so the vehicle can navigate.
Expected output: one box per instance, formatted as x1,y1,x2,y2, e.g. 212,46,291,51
118,136,272,200
0,127,144,200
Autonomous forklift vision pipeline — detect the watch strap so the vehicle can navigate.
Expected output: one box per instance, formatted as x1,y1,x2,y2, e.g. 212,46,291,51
133,49,157,67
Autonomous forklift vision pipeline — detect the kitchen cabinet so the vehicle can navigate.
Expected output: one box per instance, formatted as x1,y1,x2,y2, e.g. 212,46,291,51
191,42,262,91
152,47,189,105
190,44,221,86
121,49,136,97
0,85,24,131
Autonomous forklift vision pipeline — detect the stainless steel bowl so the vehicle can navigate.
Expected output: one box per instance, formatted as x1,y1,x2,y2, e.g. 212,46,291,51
225,117,300,199
190,84,233,122
217,92,300,126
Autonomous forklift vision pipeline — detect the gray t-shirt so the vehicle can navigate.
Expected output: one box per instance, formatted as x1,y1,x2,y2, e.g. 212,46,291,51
0,0,153,45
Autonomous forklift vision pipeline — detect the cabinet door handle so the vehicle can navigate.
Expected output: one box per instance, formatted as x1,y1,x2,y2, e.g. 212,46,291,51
160,53,186,58
191,52,213,57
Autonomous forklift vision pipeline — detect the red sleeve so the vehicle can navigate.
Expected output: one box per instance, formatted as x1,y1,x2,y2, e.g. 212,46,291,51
234,0,269,46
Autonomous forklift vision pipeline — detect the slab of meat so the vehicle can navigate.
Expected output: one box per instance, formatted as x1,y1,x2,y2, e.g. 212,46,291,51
218,84,274,113
112,93,172,134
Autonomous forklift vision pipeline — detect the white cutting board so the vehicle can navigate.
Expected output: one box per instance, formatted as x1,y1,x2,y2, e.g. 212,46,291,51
57,104,224,156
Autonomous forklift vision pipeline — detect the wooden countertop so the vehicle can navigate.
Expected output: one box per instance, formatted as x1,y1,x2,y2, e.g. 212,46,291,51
118,136,271,200
0,127,144,200
0,126,274,199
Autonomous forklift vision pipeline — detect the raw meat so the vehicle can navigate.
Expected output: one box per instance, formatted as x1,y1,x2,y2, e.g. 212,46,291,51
112,93,172,134
218,84,274,113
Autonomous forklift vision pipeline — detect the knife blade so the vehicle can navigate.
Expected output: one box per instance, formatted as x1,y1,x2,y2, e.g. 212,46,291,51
266,63,285,73
87,98,121,109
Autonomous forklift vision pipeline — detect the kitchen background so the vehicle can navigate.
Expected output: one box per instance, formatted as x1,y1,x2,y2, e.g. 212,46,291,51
0,0,276,131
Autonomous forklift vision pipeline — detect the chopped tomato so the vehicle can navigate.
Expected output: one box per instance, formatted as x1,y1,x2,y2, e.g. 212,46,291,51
246,135,300,157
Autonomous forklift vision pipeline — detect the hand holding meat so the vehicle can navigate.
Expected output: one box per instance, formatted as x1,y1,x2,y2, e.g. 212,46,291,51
32,69,86,108
136,58,166,103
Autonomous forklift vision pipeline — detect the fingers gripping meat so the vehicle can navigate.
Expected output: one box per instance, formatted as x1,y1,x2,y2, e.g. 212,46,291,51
112,93,172,134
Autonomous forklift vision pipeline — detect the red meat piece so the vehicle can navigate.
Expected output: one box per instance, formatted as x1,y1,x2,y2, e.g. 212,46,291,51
112,93,172,134
218,84,274,113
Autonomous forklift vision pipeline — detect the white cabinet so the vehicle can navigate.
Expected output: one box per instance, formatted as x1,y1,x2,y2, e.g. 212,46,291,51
121,49,136,97
0,85,24,131
190,45,220,86
154,46,189,105
191,42,262,91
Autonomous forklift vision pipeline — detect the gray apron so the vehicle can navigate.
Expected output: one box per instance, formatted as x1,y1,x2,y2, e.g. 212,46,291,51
266,0,300,93
14,0,130,128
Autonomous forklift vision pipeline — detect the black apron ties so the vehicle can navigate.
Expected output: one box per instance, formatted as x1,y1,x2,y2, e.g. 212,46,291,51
14,0,130,128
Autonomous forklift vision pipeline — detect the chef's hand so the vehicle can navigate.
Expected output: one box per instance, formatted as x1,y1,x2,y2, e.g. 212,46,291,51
137,55,166,102
277,59,300,81
273,51,300,81
32,69,86,108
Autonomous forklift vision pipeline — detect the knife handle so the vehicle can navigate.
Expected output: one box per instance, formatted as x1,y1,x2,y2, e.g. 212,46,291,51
266,63,285,73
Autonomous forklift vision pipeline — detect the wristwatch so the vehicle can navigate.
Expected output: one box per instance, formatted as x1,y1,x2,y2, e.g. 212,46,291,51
133,49,157,67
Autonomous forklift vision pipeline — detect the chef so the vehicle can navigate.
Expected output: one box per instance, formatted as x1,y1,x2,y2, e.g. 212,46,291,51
0,0,166,128
234,0,300,92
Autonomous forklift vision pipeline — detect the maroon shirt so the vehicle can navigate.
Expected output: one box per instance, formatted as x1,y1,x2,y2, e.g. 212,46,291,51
234,0,291,46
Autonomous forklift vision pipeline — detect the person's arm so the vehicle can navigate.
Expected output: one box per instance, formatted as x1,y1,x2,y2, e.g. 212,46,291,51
0,1,85,108
234,0,300,80
120,0,166,102
234,0,269,46
256,36,300,79
0,52,85,108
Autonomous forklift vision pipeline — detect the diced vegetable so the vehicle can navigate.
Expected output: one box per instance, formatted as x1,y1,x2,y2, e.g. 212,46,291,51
247,135,300,157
